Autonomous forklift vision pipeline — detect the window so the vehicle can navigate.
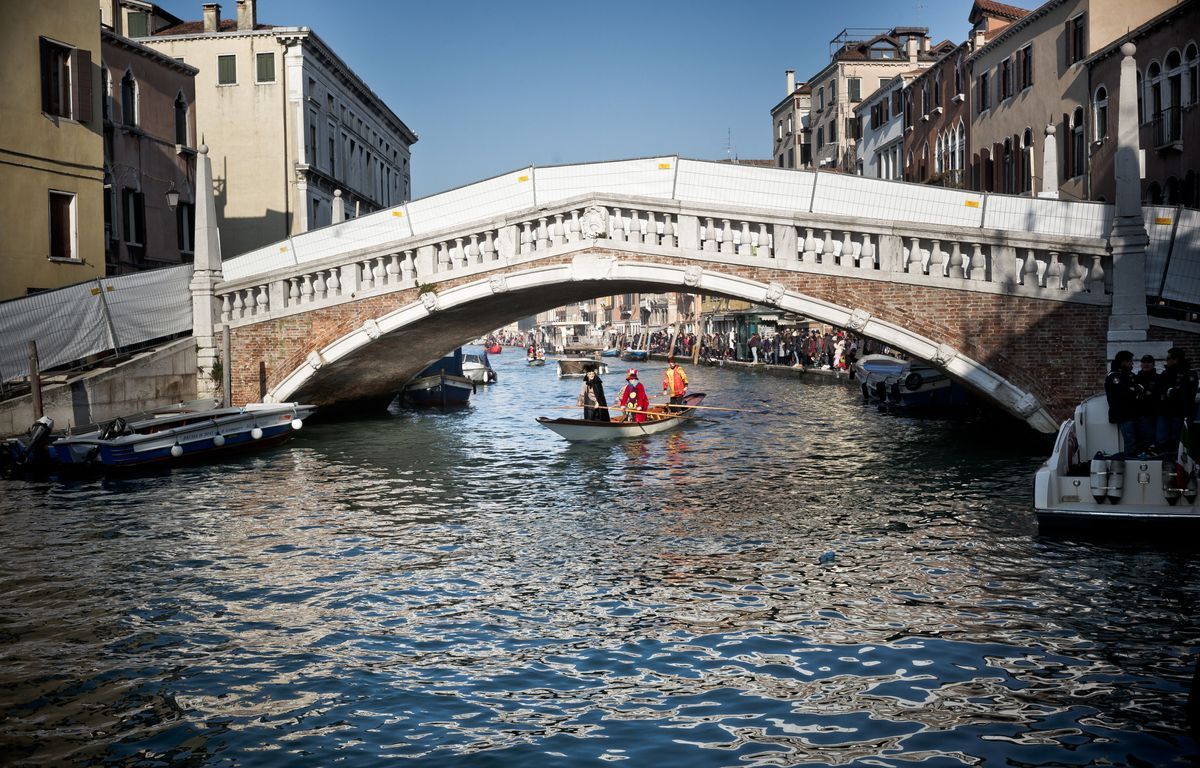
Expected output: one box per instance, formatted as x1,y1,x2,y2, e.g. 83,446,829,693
120,70,137,126
40,38,73,118
122,188,145,246
954,57,963,96
217,54,236,85
177,202,194,254
1187,44,1198,105
787,115,792,133
1066,14,1086,66
101,66,111,122
1003,139,1014,193
48,191,76,260
1019,44,1033,90
126,10,149,37
848,77,861,102
1001,58,1012,100
174,93,187,144
816,126,823,149
829,120,837,142
1022,127,1034,193
255,52,275,83
788,148,794,168
778,154,784,167
818,86,825,110
933,72,942,108
1071,107,1085,178
1137,70,1145,123
978,71,990,112
328,135,336,177
777,121,783,140
1093,86,1108,141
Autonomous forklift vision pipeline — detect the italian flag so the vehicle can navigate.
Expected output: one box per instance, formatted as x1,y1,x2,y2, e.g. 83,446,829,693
1176,419,1196,490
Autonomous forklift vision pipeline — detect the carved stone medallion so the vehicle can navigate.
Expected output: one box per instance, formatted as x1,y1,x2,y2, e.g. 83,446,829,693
683,265,703,287
489,275,508,294
420,291,439,311
579,205,608,240
764,282,785,306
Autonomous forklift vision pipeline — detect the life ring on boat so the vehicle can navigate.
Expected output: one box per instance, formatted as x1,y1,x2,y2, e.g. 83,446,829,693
903,372,923,391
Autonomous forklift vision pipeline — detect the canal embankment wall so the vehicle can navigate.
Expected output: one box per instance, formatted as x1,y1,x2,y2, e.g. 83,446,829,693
697,358,858,387
0,338,198,436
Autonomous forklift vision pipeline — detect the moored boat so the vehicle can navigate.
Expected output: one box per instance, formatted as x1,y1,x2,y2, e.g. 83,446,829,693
1034,393,1200,529
43,402,314,470
556,358,609,378
621,348,648,362
537,393,705,441
527,357,546,367
402,348,475,407
600,348,620,357
463,352,498,384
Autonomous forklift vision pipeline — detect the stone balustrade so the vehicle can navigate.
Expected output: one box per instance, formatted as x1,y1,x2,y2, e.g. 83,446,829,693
215,195,1113,328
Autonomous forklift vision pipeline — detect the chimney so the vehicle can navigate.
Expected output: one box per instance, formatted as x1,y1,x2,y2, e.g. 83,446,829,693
972,26,986,51
786,70,795,94
203,3,221,33
906,35,919,62
236,0,256,31
921,35,931,53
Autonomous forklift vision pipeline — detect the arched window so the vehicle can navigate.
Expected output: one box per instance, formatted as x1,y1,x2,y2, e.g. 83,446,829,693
1093,86,1108,141
934,133,943,174
1003,138,1014,193
1022,127,1034,193
174,92,188,145
1186,43,1198,106
1071,106,1085,179
120,70,138,126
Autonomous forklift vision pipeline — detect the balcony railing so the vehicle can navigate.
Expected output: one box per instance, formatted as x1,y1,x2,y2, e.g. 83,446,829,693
1152,106,1182,150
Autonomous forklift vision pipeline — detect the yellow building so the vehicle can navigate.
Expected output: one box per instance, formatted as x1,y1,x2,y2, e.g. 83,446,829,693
0,0,105,299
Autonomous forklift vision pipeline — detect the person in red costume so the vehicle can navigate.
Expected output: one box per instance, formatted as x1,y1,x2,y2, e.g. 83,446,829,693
617,368,649,422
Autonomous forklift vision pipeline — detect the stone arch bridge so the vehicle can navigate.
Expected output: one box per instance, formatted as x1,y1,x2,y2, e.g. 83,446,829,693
196,156,1149,434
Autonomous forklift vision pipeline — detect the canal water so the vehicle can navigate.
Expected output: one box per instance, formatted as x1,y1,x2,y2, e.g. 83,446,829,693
1,352,1198,767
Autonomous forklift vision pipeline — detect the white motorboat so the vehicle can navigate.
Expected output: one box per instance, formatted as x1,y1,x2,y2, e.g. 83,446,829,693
463,352,498,384
1033,393,1199,528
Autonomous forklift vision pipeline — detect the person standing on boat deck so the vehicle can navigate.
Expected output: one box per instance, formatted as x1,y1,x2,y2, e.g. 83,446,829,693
1105,350,1144,454
618,368,649,423
1156,347,1199,454
577,370,610,422
662,356,689,407
1134,354,1161,453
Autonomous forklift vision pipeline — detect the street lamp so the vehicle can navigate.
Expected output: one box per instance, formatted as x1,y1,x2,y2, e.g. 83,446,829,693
165,182,179,210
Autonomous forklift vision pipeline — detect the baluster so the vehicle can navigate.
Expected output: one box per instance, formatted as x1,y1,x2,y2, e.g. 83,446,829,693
221,294,232,322
436,242,450,273
326,265,341,296
482,230,496,261
256,285,269,313
1021,248,1038,286
719,219,734,255
401,250,415,282
1089,254,1105,293
803,228,816,262
374,256,387,285
468,234,480,265
300,273,314,303
520,222,534,255
314,270,327,300
841,231,855,266
387,254,401,283
948,243,965,279
822,229,836,264
362,259,376,289
1045,251,1064,289
551,214,565,246
1065,253,1085,291
567,210,580,243
758,223,772,259
536,218,550,250
929,240,944,277
234,289,246,319
454,237,467,269
968,243,986,281
644,212,659,246
860,234,876,269
703,218,718,252
288,278,300,307
661,213,675,248
611,208,626,242
626,210,641,244
907,236,922,273
737,221,752,257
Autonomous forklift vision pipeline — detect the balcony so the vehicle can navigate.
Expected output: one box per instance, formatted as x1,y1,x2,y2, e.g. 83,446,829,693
1152,106,1183,151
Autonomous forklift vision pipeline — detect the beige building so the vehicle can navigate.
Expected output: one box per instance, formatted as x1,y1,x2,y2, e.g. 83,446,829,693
805,27,954,172
1,0,105,299
967,0,1178,199
770,72,811,169
113,0,418,260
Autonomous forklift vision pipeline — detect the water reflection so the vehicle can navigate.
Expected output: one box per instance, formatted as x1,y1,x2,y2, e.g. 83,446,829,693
0,354,1197,766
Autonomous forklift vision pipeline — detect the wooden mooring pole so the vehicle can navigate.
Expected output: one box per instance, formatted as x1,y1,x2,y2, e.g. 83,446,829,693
27,341,43,420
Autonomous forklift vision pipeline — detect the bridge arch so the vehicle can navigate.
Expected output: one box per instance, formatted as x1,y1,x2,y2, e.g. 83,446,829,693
257,252,1058,432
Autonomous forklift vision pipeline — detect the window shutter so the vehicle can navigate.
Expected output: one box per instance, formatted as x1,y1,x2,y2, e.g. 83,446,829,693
39,38,51,112
135,192,146,247
75,48,92,123
1064,20,1073,68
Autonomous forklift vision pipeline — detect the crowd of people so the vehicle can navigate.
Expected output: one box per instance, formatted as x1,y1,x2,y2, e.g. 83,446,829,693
696,328,883,373
1105,347,1199,456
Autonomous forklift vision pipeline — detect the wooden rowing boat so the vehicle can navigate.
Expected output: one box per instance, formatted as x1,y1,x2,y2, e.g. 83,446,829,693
536,393,705,441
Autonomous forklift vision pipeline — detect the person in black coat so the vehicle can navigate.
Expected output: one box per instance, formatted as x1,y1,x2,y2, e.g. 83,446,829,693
1134,354,1160,452
577,370,610,422
1156,347,1199,454
1105,350,1143,454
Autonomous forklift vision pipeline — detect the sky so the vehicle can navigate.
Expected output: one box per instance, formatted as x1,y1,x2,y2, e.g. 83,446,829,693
150,0,972,199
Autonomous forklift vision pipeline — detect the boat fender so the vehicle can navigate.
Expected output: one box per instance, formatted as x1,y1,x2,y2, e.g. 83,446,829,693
1187,473,1198,505
861,383,870,402
213,434,226,447
904,372,923,391
1106,456,1125,503
250,427,263,440
1089,451,1108,504
170,444,184,458
291,419,303,431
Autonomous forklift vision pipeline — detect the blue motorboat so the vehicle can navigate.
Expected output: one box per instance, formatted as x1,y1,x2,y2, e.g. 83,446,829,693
621,348,649,362
402,348,474,407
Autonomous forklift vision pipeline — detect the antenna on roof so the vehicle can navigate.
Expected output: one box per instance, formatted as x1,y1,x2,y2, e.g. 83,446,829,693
724,129,737,163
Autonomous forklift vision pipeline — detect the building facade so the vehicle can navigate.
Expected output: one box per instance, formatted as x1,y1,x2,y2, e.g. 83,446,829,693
1086,0,1199,206
854,73,911,179
902,43,973,187
100,29,198,274
129,0,417,259
770,72,811,169
967,0,1176,198
1,0,105,299
805,27,954,172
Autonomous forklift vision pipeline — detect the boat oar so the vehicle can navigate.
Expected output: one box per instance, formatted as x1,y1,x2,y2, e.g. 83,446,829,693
543,403,759,414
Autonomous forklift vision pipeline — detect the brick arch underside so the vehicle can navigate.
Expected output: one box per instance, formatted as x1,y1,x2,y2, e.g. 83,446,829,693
229,250,1111,431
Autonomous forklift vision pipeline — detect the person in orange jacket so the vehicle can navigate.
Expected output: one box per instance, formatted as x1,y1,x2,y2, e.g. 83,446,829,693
618,368,649,422
662,356,689,407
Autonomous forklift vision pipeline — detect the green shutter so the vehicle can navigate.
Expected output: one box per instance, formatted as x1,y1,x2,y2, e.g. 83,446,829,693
256,53,274,83
218,55,236,85
126,11,149,38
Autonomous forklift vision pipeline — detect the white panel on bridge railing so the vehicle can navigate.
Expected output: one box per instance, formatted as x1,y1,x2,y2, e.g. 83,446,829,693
0,282,111,384
674,159,814,212
1161,208,1200,305
406,167,536,236
223,239,297,282
1143,205,1177,297
534,157,678,205
983,195,1114,239
290,206,414,266
811,174,985,228
103,264,193,347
